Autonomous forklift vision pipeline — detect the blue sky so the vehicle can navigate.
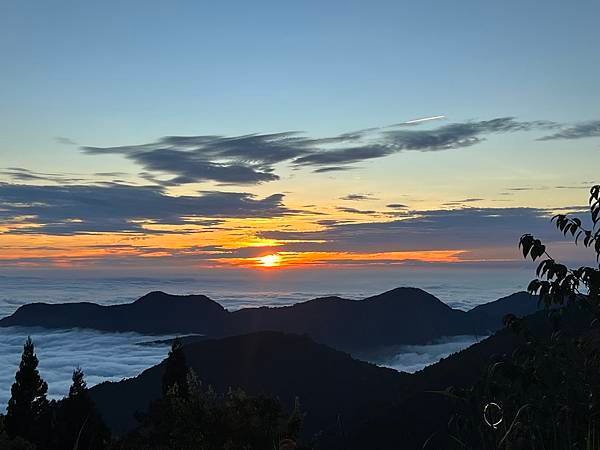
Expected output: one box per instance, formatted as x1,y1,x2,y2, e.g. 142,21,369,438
3,0,599,145
0,0,599,273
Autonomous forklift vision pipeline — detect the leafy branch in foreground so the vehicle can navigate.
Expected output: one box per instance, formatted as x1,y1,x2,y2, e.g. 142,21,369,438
435,185,600,450
519,184,600,309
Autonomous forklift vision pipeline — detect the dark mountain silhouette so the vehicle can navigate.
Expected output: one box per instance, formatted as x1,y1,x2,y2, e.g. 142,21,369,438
89,331,414,437
228,288,476,350
89,302,580,449
341,302,592,449
0,291,228,335
465,291,537,330
0,285,546,447
336,327,527,449
0,288,540,351
89,327,513,445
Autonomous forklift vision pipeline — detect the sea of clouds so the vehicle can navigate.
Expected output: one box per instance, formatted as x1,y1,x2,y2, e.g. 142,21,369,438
363,335,485,373
0,267,529,411
0,325,484,411
0,326,173,411
0,267,531,317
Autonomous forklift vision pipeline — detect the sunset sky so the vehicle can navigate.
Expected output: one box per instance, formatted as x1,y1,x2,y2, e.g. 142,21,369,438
1,0,599,274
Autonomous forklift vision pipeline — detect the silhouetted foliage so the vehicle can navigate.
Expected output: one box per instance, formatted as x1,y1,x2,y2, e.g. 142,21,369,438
438,185,600,450
5,337,50,447
4,335,296,449
117,363,304,449
285,397,304,442
3,340,110,449
0,415,35,449
50,368,111,450
519,184,600,308
161,338,189,398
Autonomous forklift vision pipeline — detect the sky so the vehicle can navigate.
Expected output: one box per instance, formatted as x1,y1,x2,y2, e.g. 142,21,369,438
1,0,599,275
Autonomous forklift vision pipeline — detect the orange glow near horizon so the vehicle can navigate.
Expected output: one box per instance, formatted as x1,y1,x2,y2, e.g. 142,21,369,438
0,207,511,270
224,249,467,269
0,217,477,269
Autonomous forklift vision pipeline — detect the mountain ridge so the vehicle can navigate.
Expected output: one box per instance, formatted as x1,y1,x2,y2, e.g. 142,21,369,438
90,330,414,436
0,287,539,351
91,302,582,448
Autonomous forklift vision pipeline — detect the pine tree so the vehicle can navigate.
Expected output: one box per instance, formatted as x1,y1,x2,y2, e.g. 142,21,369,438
186,368,202,397
285,397,304,442
55,367,110,450
64,367,93,441
68,367,87,398
162,338,189,398
5,337,49,443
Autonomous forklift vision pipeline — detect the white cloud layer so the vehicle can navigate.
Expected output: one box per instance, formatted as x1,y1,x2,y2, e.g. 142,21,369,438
0,326,173,411
363,335,484,373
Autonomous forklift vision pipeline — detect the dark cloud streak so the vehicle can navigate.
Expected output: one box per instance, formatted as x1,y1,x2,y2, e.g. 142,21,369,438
78,117,586,186
340,193,378,201
0,183,292,235
259,207,564,254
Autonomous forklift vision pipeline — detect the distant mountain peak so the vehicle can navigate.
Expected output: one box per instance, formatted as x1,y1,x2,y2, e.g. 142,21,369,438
134,291,214,305
365,287,444,304
380,286,429,295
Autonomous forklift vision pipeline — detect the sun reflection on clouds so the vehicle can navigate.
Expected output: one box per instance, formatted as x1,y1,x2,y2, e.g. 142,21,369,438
230,250,466,269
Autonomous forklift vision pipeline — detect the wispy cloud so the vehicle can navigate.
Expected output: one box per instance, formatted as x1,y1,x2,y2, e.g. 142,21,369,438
336,206,378,215
538,120,600,141
78,116,583,186
0,167,128,184
313,166,357,173
442,198,484,206
55,136,78,146
340,193,378,201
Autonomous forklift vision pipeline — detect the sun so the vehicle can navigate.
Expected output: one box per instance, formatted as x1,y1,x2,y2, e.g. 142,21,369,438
257,253,281,268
